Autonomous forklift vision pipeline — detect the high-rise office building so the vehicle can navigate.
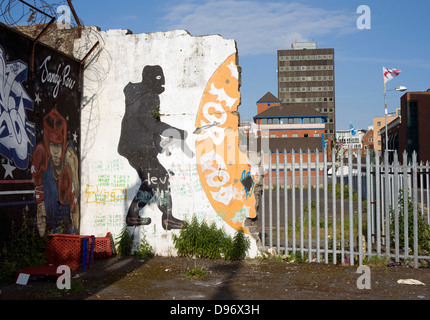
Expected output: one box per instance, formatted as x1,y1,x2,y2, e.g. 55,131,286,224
278,42,335,143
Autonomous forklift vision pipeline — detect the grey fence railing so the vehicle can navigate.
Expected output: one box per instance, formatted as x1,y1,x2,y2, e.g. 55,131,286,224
259,148,430,268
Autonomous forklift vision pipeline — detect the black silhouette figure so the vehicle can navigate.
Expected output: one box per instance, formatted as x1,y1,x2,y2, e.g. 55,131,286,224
118,65,186,230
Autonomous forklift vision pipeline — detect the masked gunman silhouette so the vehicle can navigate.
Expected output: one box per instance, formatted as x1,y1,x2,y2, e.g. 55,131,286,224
118,65,191,230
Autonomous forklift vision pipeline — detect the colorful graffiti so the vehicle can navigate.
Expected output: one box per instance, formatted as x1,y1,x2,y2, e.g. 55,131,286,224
84,184,127,204
195,54,258,234
118,65,191,230
240,170,256,200
0,24,82,241
0,45,35,170
31,109,79,235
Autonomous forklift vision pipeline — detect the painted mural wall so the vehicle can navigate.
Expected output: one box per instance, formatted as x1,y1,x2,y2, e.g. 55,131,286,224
75,27,261,257
0,25,81,243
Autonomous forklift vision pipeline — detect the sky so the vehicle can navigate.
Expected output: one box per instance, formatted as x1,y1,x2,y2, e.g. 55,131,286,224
69,0,430,130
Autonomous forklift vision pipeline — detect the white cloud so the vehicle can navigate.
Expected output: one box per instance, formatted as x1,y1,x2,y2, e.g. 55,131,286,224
160,0,356,55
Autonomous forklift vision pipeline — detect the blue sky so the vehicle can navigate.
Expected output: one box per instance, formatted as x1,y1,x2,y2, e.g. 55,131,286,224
70,0,429,130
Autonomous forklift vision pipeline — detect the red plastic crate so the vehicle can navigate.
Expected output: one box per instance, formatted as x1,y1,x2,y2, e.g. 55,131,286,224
46,234,94,271
94,232,114,259
15,265,61,282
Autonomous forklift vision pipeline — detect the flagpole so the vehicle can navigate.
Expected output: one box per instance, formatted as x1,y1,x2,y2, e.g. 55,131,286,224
382,66,404,160
383,67,388,156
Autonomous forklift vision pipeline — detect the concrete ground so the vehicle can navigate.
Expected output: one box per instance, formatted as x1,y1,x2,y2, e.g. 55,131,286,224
1,255,429,301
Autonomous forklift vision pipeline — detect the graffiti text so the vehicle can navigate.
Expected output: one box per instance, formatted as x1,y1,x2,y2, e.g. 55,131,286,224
40,56,76,98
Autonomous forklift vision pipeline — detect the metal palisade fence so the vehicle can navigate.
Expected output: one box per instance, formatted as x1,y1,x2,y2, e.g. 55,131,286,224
259,148,430,268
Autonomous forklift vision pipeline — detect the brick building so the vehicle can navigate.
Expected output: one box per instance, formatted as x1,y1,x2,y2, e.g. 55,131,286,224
252,92,327,186
257,92,281,114
373,112,398,151
379,90,430,164
277,42,336,143
254,92,327,141
361,128,374,153
398,90,430,163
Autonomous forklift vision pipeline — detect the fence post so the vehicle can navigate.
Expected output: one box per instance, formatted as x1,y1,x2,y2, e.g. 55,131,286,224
316,148,320,263
420,162,424,218
276,149,280,253
276,149,281,254
324,148,328,264
332,148,337,265
384,150,390,259
299,149,304,258
340,149,345,265
261,151,265,249
375,150,381,257
412,151,418,268
307,149,312,262
357,150,363,265
348,148,354,266
426,161,430,225
292,149,296,254
284,149,288,253
366,150,372,260
393,151,400,262
268,150,273,249
402,150,409,261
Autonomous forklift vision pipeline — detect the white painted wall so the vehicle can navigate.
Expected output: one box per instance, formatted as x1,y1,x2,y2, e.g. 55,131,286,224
74,27,261,257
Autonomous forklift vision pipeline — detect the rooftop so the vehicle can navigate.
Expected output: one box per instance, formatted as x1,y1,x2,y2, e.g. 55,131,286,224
257,92,280,103
247,137,324,152
254,104,325,118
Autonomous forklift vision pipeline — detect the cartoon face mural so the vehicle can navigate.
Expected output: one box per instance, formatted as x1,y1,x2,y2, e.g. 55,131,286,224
118,65,191,231
195,54,258,234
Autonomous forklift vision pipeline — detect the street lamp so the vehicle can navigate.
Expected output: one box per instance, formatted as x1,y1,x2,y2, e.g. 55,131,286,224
384,86,407,154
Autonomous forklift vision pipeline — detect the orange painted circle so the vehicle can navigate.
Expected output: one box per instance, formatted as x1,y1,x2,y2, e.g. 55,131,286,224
196,54,257,233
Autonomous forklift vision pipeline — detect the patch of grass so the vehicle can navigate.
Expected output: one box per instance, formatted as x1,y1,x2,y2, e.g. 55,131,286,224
362,255,390,267
284,251,308,263
184,263,207,279
276,211,368,245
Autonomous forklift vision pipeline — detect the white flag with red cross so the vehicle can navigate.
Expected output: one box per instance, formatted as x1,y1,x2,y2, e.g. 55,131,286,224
383,67,401,84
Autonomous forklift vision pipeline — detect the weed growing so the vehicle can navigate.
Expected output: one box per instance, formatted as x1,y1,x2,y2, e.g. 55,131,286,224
115,226,134,257
184,263,207,279
115,226,154,259
0,213,47,282
390,190,430,253
172,216,250,260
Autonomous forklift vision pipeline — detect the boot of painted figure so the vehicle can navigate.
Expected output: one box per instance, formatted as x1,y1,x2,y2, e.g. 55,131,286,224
161,210,183,230
126,189,153,226
156,190,183,230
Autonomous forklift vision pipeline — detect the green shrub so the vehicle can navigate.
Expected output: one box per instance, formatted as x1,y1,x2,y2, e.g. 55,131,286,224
0,213,47,282
136,232,154,260
115,226,134,257
390,190,430,253
224,230,251,261
172,216,250,260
